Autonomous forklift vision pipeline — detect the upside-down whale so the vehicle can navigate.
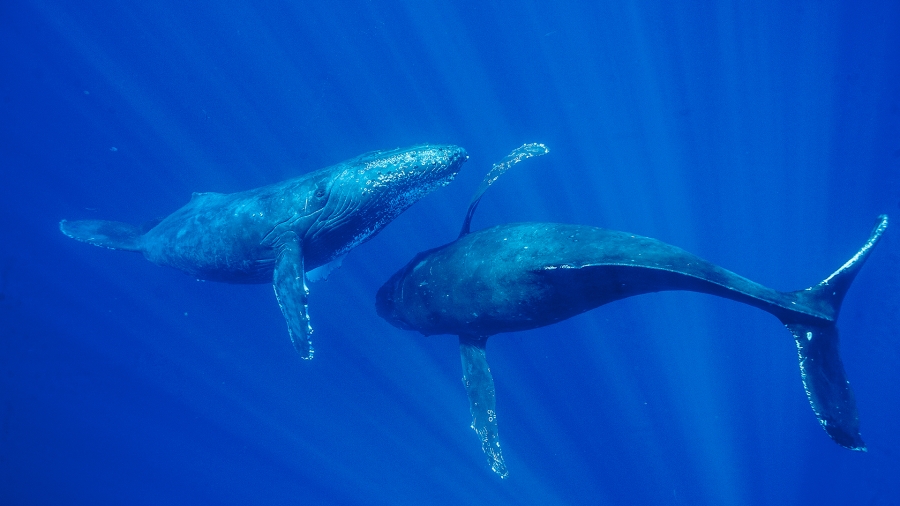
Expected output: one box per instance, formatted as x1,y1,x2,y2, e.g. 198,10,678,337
376,143,887,477
61,144,467,358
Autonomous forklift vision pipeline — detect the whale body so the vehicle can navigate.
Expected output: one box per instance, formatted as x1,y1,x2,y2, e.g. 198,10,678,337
375,144,887,477
62,144,468,358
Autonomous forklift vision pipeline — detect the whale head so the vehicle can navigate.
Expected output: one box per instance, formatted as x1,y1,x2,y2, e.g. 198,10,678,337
375,250,420,331
304,144,467,266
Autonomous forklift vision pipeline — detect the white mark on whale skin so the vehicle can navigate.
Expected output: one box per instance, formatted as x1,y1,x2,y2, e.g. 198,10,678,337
543,264,575,270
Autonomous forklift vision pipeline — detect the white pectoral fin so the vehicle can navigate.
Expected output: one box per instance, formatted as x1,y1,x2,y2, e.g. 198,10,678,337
459,334,507,478
272,233,314,359
306,254,346,283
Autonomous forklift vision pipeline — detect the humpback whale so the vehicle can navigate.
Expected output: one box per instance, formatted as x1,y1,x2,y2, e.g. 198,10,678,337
61,144,467,358
375,144,887,477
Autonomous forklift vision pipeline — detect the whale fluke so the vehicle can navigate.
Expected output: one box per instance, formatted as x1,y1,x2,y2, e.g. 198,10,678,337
779,214,888,451
60,219,144,252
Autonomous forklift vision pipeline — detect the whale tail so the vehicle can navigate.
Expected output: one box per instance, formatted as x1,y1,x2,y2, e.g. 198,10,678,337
59,219,144,252
779,214,888,451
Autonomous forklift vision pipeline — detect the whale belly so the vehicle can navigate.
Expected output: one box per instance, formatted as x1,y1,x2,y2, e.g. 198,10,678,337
141,195,279,283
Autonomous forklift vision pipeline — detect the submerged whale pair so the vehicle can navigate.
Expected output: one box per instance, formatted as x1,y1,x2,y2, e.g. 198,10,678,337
62,143,887,478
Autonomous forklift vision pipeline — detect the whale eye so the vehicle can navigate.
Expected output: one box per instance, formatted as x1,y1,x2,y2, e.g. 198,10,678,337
315,188,326,198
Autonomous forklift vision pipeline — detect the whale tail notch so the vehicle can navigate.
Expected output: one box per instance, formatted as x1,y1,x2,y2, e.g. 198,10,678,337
779,214,888,451
59,219,144,252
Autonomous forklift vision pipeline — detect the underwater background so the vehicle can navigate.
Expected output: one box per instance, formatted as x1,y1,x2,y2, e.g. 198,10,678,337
2,1,899,504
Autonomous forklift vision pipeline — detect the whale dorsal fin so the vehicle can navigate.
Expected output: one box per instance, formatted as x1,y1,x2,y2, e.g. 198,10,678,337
458,143,549,238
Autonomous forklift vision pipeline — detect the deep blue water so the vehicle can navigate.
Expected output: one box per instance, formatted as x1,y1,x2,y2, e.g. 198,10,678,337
2,1,899,504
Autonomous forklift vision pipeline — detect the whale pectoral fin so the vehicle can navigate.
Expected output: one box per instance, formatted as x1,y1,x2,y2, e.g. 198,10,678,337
306,254,346,283
459,335,508,478
272,233,314,359
459,143,549,238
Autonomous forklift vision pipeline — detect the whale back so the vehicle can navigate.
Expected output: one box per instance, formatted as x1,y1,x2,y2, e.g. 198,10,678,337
377,221,830,337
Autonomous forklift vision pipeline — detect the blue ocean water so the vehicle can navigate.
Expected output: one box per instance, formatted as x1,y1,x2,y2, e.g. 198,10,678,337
2,0,899,504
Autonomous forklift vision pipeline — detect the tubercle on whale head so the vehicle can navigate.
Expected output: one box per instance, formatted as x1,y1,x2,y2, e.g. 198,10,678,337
303,144,467,265
352,144,468,202
333,144,466,219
